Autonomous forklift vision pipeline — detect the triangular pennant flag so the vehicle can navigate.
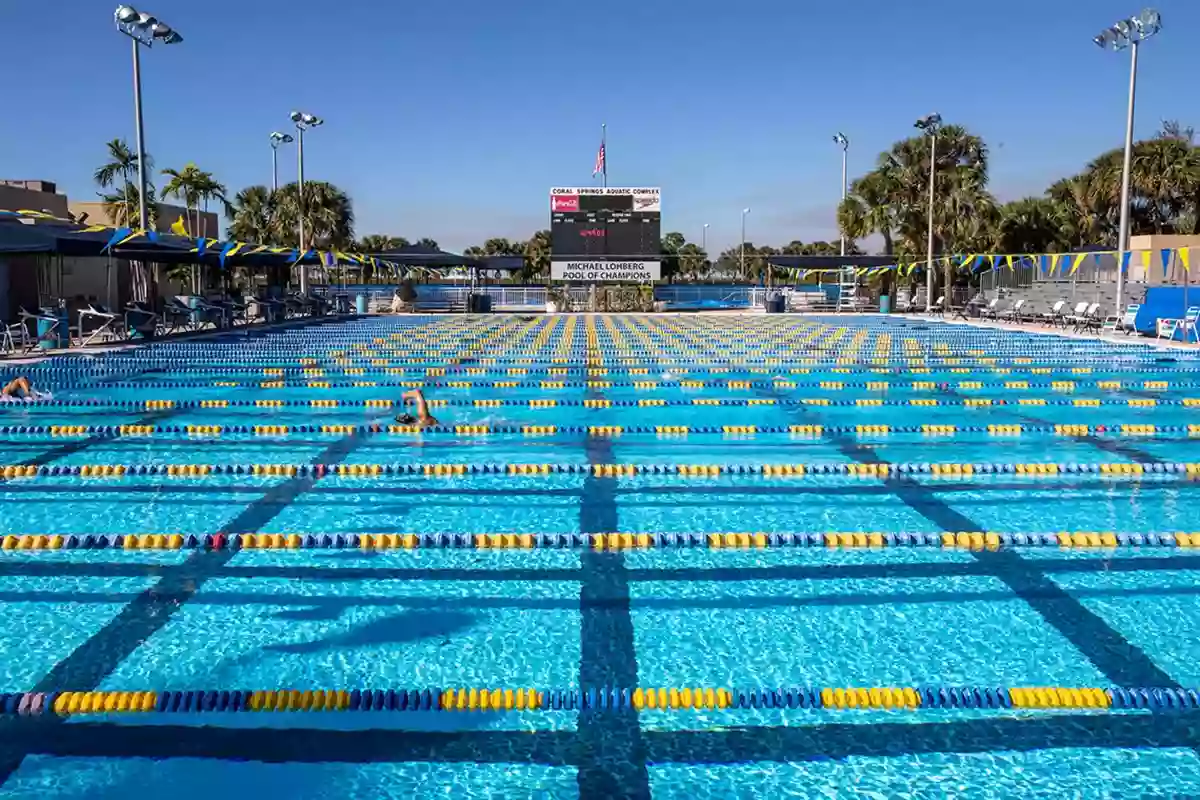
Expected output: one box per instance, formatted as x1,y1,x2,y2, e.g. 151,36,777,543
1069,253,1087,275
1005,255,1015,271
219,241,238,268
102,227,132,252
170,215,189,237
1180,247,1191,270
1120,251,1131,273
1049,254,1061,275
1161,248,1172,279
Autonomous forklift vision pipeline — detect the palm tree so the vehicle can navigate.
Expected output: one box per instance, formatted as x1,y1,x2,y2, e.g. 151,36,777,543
95,138,155,228
415,237,439,250
357,234,408,252
100,183,159,229
271,181,355,250
226,185,277,243
195,172,231,237
160,162,208,236
523,230,552,281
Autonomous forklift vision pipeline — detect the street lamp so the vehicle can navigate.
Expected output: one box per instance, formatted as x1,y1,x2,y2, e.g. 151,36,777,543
290,111,324,294
702,223,709,258
113,5,182,235
269,132,294,193
914,113,942,312
833,133,849,258
1094,8,1162,316
740,208,750,282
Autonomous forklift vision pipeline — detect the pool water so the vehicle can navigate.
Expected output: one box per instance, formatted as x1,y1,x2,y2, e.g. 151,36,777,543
1,313,1200,799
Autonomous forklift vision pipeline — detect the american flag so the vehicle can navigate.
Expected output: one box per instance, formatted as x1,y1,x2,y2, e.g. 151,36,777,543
592,141,606,177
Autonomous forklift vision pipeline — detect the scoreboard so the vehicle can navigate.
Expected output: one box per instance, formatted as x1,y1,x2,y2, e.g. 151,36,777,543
550,187,661,281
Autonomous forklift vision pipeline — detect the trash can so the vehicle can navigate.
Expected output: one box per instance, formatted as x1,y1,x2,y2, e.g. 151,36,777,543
880,295,891,314
187,296,201,327
37,308,69,349
355,294,367,315
764,292,785,314
467,293,492,313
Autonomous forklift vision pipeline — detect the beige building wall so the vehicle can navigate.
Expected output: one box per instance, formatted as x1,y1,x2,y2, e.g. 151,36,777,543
68,200,221,238
1128,234,1200,285
0,180,71,217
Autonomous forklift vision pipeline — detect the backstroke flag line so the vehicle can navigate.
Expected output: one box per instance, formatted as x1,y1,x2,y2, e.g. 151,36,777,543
593,123,607,187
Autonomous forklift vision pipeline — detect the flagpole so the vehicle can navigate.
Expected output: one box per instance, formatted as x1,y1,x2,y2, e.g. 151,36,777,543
601,123,607,188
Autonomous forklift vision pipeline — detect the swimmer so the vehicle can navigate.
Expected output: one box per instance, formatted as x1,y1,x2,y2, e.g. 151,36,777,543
394,389,439,428
1,377,33,399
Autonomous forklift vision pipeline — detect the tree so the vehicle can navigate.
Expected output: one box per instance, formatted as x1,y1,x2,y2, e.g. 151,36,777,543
660,231,686,282
226,185,276,243
357,234,408,252
270,181,355,249
415,237,439,250
95,138,155,229
523,230,552,282
160,162,210,237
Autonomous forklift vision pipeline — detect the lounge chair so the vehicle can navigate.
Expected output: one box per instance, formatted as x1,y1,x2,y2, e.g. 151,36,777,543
2,318,31,354
1070,302,1101,333
1001,298,1027,323
1038,300,1067,327
124,302,160,339
162,298,197,333
1157,306,1200,344
19,306,65,349
75,302,123,347
1115,304,1140,335
979,298,1001,320
930,296,945,317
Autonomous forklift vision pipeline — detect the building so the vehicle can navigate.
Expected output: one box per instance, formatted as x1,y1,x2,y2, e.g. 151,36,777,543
0,178,220,321
0,180,71,218
68,200,220,239
0,177,221,238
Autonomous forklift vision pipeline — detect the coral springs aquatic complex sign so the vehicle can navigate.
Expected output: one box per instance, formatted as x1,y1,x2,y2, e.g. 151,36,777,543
550,187,661,280
550,261,662,282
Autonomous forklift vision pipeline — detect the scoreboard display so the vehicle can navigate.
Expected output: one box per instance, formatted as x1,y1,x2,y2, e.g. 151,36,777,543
550,187,661,281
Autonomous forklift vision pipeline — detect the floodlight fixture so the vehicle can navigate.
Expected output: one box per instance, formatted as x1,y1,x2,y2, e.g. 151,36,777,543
833,132,849,149
115,6,181,46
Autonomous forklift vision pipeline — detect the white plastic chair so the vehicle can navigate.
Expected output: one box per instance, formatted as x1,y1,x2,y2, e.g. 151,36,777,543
1158,306,1200,344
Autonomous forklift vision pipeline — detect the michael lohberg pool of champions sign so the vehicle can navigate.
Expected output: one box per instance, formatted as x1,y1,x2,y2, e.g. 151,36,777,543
550,187,661,282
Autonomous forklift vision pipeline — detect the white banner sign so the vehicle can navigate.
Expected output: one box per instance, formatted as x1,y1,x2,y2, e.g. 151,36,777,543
550,187,660,196
551,261,661,282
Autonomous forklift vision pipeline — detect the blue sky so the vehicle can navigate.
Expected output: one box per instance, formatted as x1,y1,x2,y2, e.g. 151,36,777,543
1,0,1195,254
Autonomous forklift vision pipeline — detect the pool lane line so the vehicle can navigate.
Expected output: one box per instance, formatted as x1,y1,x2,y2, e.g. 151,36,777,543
752,383,1182,691
4,461,1197,480
8,422,1200,439
7,396,1198,409
577,324,650,800
0,431,376,789
4,685,1195,716
6,530,1200,553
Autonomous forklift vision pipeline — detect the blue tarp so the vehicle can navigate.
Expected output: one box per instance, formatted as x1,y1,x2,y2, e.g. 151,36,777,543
1134,286,1196,334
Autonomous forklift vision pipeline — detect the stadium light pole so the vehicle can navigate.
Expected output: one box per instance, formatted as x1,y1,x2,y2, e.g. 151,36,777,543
702,223,709,259
1094,9,1162,316
290,111,323,294
915,114,942,312
113,5,182,234
833,133,849,257
269,132,294,193
740,208,750,281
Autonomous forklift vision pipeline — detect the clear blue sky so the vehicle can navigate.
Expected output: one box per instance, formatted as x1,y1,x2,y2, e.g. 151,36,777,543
1,0,1195,254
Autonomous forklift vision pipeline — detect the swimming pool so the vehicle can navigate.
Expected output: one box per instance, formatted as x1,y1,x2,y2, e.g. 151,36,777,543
1,313,1200,799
